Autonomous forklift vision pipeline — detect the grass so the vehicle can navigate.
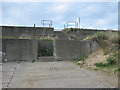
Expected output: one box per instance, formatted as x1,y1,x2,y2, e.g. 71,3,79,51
83,31,119,44
114,68,120,72
84,31,119,41
2,36,18,39
83,31,120,54
71,56,86,62
63,28,72,32
2,36,54,41
71,56,87,65
95,63,109,67
38,39,54,41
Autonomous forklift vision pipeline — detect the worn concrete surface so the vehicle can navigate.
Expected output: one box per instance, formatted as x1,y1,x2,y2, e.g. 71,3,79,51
2,61,118,88
0,63,2,89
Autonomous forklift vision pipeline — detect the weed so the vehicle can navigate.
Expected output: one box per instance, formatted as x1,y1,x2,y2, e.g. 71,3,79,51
93,68,98,70
77,63,81,65
95,62,109,67
2,36,17,39
83,31,119,55
107,56,117,65
114,68,120,72
71,56,86,62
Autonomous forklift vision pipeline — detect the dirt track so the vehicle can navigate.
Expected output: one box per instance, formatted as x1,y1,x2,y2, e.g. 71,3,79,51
2,61,118,88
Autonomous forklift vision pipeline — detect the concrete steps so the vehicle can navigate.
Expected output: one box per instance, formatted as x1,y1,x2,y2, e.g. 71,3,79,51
38,56,56,62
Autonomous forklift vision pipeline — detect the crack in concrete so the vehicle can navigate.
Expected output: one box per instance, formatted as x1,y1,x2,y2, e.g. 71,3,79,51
7,63,18,88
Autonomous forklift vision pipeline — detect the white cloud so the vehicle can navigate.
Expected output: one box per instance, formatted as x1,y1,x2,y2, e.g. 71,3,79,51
97,19,107,25
52,15,64,22
2,3,42,25
47,2,70,14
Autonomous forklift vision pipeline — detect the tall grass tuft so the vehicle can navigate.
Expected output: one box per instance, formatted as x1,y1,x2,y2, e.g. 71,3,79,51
84,31,119,55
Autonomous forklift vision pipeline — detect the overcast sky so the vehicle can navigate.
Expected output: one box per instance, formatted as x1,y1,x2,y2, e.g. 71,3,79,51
1,1,118,30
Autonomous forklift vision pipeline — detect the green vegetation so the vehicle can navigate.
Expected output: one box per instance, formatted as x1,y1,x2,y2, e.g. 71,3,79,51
71,56,87,65
2,36,18,39
84,31,119,54
63,28,72,32
71,56,86,62
95,63,109,67
114,68,120,72
37,39,54,41
83,31,119,42
2,36,54,41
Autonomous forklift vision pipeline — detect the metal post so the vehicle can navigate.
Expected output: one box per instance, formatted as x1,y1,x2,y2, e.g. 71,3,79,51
34,24,35,27
78,17,80,28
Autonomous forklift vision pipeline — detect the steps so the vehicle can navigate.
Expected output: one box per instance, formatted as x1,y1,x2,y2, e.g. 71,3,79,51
38,56,56,62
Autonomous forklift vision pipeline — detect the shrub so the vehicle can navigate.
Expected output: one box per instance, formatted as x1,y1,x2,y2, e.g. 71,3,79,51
94,32,108,40
95,62,108,67
114,68,120,72
107,56,117,65
71,56,86,62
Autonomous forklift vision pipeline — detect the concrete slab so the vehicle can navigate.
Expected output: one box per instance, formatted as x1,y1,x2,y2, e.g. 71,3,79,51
2,62,18,88
2,61,118,88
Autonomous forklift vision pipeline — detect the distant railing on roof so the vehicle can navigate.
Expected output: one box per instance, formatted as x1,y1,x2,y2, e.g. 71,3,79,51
41,20,52,27
64,21,78,28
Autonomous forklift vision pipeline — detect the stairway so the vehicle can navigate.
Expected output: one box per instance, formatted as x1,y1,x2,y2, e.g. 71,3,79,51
38,56,56,62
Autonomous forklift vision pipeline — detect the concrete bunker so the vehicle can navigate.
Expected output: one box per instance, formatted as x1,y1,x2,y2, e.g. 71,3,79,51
1,39,99,61
1,26,101,61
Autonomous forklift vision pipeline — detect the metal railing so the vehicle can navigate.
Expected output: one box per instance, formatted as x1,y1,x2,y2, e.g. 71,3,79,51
41,20,52,27
64,21,78,28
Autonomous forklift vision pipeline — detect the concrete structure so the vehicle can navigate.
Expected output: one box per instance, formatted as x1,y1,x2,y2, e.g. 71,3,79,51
2,39,38,61
1,26,116,40
1,39,99,61
54,40,99,60
1,26,104,61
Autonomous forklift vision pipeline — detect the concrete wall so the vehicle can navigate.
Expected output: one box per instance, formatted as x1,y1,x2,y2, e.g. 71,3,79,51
54,40,99,60
38,40,53,57
1,39,99,61
2,39,38,61
1,26,54,38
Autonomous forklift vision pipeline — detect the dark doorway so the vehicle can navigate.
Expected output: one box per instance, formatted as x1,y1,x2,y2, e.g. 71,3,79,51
38,40,53,57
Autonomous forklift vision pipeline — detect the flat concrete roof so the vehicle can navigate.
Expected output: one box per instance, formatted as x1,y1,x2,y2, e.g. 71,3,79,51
0,25,54,29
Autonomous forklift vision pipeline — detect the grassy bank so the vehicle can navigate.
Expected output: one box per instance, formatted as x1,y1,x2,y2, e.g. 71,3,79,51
73,31,120,74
